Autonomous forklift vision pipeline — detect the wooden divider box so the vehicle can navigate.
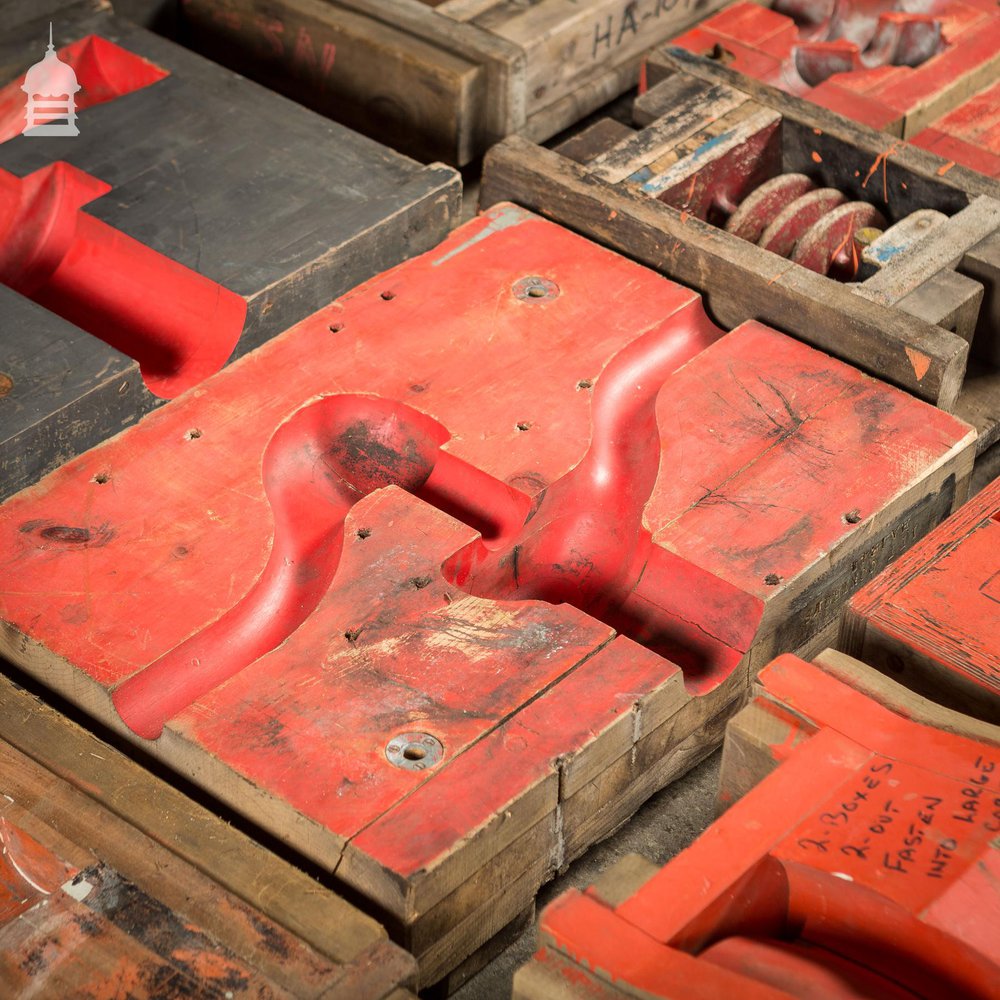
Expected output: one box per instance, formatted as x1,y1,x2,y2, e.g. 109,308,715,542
0,8,459,500
176,0,731,167
842,474,1000,724
515,649,1000,998
481,48,1000,460
0,673,416,999
0,206,975,989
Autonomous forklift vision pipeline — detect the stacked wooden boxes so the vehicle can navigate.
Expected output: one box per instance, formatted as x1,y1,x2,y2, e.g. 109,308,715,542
0,8,459,499
0,0,998,994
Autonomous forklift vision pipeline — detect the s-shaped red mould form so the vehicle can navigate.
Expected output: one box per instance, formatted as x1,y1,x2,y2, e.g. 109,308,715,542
112,304,738,739
0,161,246,398
0,205,975,987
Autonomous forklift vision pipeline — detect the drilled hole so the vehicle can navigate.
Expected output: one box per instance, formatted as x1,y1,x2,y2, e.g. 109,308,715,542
403,746,426,761
356,527,371,540
527,285,546,298
577,379,593,390
91,473,109,485
843,509,862,524
344,628,361,643
764,573,782,586
381,291,395,301
185,428,202,440
328,323,344,333
516,422,531,432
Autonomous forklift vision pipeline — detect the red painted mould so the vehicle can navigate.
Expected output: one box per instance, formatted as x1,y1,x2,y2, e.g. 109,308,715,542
0,34,169,144
0,162,247,397
670,0,1000,135
0,206,973,944
534,654,1000,998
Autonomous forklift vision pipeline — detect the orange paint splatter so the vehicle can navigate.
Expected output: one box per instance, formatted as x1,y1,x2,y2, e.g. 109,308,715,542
937,161,956,176
813,128,822,136
905,346,931,382
861,143,900,202
608,210,618,220
811,151,823,163
679,210,690,224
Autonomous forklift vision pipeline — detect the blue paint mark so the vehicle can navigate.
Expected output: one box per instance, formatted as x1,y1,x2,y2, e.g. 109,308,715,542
431,203,531,266
640,130,735,195
626,166,653,184
871,241,905,264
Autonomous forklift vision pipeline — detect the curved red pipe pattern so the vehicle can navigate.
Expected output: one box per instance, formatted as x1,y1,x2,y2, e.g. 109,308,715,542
114,305,732,739
0,163,246,398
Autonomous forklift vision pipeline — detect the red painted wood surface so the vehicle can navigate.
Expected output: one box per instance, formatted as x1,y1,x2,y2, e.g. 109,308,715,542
0,161,247,398
0,206,973,966
845,475,1000,719
669,0,1000,136
912,80,1000,178
529,654,1000,999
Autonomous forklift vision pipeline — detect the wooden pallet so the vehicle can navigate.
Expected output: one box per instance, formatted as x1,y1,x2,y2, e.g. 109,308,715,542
669,0,1000,139
0,672,416,998
480,48,1000,458
516,649,1000,998
841,474,1000,724
176,0,731,167
0,8,458,501
0,206,974,990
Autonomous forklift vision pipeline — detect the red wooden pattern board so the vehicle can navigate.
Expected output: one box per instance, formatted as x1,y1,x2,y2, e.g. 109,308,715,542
912,80,1000,179
0,206,974,982
526,653,1000,999
843,474,1000,721
668,0,1000,135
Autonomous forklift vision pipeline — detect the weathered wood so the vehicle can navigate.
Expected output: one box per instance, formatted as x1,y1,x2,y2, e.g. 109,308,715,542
0,674,416,998
0,7,459,501
841,476,1000,724
482,49,1000,448
0,207,974,989
178,0,731,166
481,137,969,409
519,651,1000,999
667,0,1000,141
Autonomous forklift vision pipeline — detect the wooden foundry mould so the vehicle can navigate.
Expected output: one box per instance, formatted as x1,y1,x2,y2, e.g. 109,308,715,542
0,8,459,500
0,673,416,998
0,206,977,989
841,473,1000,724
480,47,1000,461
173,0,733,167
514,648,1000,999
668,0,1000,141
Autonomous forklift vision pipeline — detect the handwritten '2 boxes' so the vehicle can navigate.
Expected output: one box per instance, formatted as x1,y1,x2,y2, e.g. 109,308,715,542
0,207,975,987
516,650,1000,999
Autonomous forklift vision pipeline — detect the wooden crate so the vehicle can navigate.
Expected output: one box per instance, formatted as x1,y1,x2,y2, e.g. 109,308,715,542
176,0,731,167
516,649,1000,999
841,474,1000,724
0,672,416,998
0,8,459,501
0,206,974,990
669,0,1000,139
480,48,1000,458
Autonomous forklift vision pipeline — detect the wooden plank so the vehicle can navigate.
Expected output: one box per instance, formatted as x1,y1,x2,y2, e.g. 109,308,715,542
0,207,974,988
520,651,1000,998
178,0,731,166
841,476,1000,724
0,677,416,998
0,7,459,501
553,118,636,166
481,136,969,408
